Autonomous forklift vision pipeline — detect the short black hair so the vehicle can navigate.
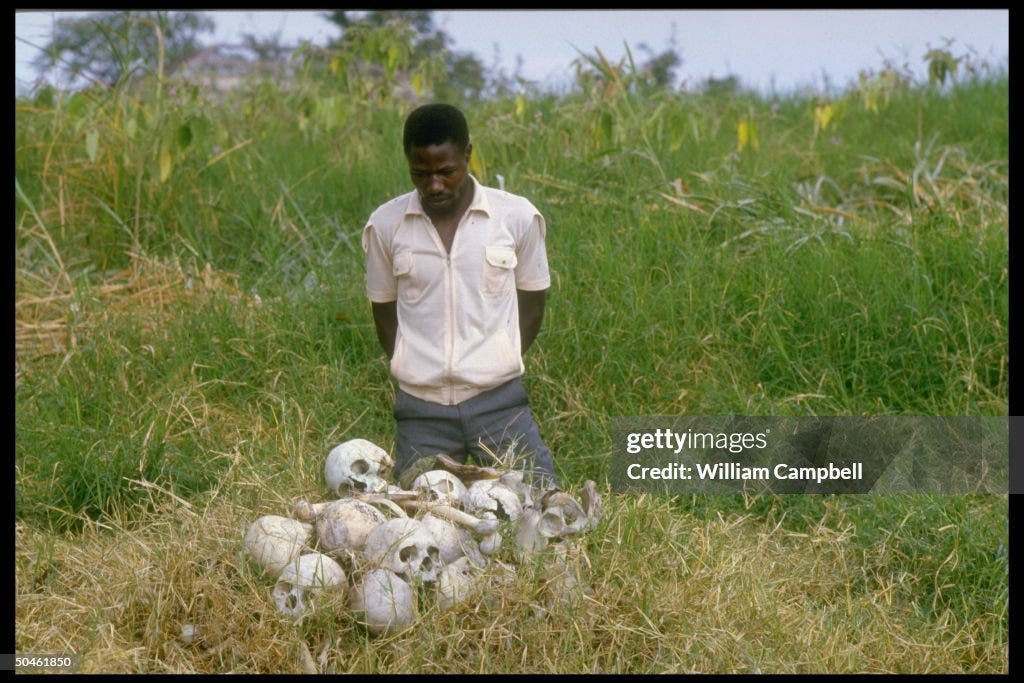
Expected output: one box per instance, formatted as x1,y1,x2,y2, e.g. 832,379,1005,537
403,103,470,154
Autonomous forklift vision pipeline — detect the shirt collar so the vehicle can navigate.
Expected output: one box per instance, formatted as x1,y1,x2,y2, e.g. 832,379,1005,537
405,175,490,218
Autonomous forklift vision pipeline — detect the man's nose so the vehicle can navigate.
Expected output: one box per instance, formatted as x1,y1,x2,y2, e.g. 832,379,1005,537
427,175,445,192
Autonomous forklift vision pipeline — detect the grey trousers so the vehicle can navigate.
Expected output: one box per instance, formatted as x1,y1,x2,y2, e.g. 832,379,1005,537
393,377,557,486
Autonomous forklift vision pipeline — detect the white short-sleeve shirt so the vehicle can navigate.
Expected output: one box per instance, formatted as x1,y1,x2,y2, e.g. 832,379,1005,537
362,176,550,405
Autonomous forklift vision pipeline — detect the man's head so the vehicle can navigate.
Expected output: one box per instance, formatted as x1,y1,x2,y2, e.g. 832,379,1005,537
403,103,470,154
403,103,474,218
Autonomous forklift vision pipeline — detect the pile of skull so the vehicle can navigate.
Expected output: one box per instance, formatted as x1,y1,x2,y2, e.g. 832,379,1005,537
243,438,601,636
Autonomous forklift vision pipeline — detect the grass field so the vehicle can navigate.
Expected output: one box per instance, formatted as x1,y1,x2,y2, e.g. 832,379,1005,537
15,39,1008,673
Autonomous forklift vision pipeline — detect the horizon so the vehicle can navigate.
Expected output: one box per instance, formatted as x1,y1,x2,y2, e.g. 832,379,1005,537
14,10,1010,97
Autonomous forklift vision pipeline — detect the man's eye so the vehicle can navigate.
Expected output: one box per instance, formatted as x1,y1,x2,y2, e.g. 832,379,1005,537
413,170,455,179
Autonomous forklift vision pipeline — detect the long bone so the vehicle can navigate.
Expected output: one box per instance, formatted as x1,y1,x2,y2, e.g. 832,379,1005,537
395,499,499,536
434,454,503,481
295,497,407,522
356,496,408,519
349,490,500,537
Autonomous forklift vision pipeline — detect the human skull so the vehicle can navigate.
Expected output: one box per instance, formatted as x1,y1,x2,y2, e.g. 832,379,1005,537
436,556,481,610
244,515,313,579
498,469,535,509
351,568,417,636
314,498,388,556
411,470,469,507
537,491,589,537
362,518,442,584
324,439,393,495
516,486,600,556
272,552,347,617
419,513,486,567
465,480,523,521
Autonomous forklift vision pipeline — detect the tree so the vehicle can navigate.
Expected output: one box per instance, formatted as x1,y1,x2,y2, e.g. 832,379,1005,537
640,47,682,89
637,26,683,91
324,10,493,101
32,11,214,87
240,31,290,64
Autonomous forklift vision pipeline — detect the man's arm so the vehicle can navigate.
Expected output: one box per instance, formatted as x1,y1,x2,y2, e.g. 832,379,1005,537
517,288,547,355
371,301,398,359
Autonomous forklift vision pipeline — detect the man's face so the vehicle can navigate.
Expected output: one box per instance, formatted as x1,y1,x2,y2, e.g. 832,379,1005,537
406,141,473,217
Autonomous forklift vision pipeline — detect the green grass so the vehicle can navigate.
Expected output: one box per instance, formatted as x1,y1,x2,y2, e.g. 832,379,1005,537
14,41,1007,672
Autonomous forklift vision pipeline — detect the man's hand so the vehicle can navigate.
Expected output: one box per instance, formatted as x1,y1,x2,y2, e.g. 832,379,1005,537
371,301,398,359
517,288,547,355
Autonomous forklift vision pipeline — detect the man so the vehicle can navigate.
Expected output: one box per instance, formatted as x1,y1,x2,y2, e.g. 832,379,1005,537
361,103,557,487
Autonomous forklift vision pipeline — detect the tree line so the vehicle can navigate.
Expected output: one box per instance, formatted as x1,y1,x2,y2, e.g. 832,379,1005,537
29,10,686,101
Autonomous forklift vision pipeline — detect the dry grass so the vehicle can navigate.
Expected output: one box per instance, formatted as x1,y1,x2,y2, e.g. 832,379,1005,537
15,254,251,368
14,483,1007,674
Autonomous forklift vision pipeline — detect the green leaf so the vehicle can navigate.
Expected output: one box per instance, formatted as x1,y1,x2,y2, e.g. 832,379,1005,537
158,138,173,183
177,121,193,150
85,129,99,163
387,44,401,73
600,110,614,146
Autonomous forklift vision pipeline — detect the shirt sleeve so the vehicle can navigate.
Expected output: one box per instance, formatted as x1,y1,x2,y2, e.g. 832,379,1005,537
514,211,551,291
362,221,397,303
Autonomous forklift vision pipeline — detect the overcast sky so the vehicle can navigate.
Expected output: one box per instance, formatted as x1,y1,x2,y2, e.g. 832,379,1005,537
14,9,1009,95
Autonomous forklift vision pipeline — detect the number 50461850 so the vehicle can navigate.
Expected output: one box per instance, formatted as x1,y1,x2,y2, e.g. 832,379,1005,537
11,654,79,671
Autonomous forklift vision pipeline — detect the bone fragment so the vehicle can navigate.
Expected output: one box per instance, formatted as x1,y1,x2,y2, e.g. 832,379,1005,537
351,494,409,519
434,454,503,481
292,499,329,522
395,499,498,536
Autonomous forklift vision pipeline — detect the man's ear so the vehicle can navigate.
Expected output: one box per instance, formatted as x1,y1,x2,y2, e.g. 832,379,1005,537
464,143,473,163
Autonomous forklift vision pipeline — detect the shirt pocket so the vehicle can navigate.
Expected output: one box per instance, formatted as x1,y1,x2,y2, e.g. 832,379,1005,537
393,251,423,303
482,245,517,297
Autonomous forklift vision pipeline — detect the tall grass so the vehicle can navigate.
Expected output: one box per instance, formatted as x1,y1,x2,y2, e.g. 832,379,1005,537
15,35,1007,672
